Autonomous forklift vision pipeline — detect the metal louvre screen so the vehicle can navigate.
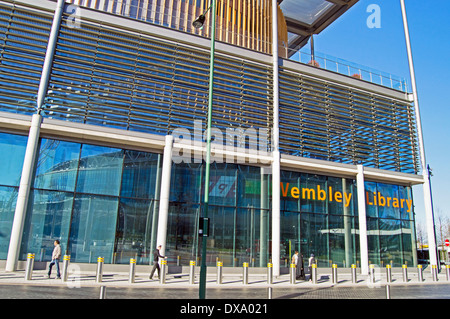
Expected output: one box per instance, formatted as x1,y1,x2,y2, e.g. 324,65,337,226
44,13,273,147
0,1,419,174
0,2,52,115
279,69,419,173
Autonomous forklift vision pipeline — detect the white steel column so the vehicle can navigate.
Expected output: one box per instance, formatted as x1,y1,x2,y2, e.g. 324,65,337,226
5,0,65,272
356,165,369,274
156,135,173,257
5,114,42,271
271,0,281,277
400,0,438,269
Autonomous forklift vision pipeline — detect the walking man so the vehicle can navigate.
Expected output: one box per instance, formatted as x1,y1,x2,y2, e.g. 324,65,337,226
47,240,61,279
149,245,166,280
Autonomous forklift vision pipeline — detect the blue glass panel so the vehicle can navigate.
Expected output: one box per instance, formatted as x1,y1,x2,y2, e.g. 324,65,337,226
20,189,73,261
0,132,27,187
34,139,81,192
364,181,378,218
0,186,18,259
68,194,118,263
120,151,161,199
377,183,400,219
76,144,123,196
115,198,157,264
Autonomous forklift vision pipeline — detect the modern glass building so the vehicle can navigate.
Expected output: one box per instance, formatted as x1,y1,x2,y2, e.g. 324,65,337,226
0,0,432,275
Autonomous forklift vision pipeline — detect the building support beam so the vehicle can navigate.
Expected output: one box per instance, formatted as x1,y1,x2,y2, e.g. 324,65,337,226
5,0,64,271
156,135,173,257
271,0,281,277
356,165,369,275
400,0,438,270
5,114,41,271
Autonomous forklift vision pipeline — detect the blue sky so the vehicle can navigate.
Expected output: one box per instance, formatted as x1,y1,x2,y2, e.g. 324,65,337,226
309,0,450,228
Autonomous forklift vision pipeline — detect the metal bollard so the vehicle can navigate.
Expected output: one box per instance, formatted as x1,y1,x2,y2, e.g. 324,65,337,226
25,253,35,280
351,264,357,284
189,261,196,284
100,286,106,299
369,264,375,284
217,261,223,284
129,258,136,283
332,264,338,284
96,257,104,283
267,263,273,284
62,255,70,282
268,287,272,299
290,263,296,284
243,262,249,285
402,264,408,282
386,264,392,283
432,264,438,282
160,259,167,284
446,265,450,281
311,264,317,284
385,285,390,299
417,264,423,282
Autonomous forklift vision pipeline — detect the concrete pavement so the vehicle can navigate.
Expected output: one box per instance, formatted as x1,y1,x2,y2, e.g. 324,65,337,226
0,263,448,291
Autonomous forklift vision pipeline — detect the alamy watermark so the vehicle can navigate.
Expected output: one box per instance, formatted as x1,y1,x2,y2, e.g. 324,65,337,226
67,4,81,29
367,4,381,29
171,120,272,165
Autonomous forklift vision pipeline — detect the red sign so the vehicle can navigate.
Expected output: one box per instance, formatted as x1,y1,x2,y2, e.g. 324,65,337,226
445,239,450,247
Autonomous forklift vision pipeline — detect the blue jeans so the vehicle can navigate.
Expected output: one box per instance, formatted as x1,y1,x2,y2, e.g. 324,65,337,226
48,259,60,278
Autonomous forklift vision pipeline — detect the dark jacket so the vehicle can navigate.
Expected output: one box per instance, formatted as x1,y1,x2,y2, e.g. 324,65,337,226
153,249,165,262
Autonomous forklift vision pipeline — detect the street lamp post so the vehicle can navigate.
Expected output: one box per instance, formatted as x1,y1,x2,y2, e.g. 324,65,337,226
193,0,216,300
400,0,439,270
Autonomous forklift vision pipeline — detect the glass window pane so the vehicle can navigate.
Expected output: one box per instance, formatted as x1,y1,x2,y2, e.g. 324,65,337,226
379,218,401,266
121,151,161,199
377,183,400,219
300,212,328,266
0,186,18,259
367,217,380,265
115,198,157,264
0,132,27,187
300,174,327,214
68,194,118,263
364,181,378,218
280,170,301,212
20,189,73,261
237,165,269,209
166,202,201,263
209,163,237,207
34,139,81,192
169,163,203,203
76,144,124,196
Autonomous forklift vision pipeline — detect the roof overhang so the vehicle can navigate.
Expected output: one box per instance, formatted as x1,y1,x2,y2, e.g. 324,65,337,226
279,0,359,56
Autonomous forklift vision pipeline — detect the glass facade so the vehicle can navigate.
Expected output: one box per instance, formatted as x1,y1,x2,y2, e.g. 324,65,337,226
365,181,416,267
166,163,271,267
279,171,358,267
0,132,28,259
0,131,417,267
18,136,162,264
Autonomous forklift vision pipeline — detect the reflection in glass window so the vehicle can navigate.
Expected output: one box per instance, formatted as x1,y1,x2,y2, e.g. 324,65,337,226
68,194,118,263
121,151,161,199
76,144,124,196
0,186,18,259
0,132,27,187
20,190,73,261
34,139,81,192
115,198,158,264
